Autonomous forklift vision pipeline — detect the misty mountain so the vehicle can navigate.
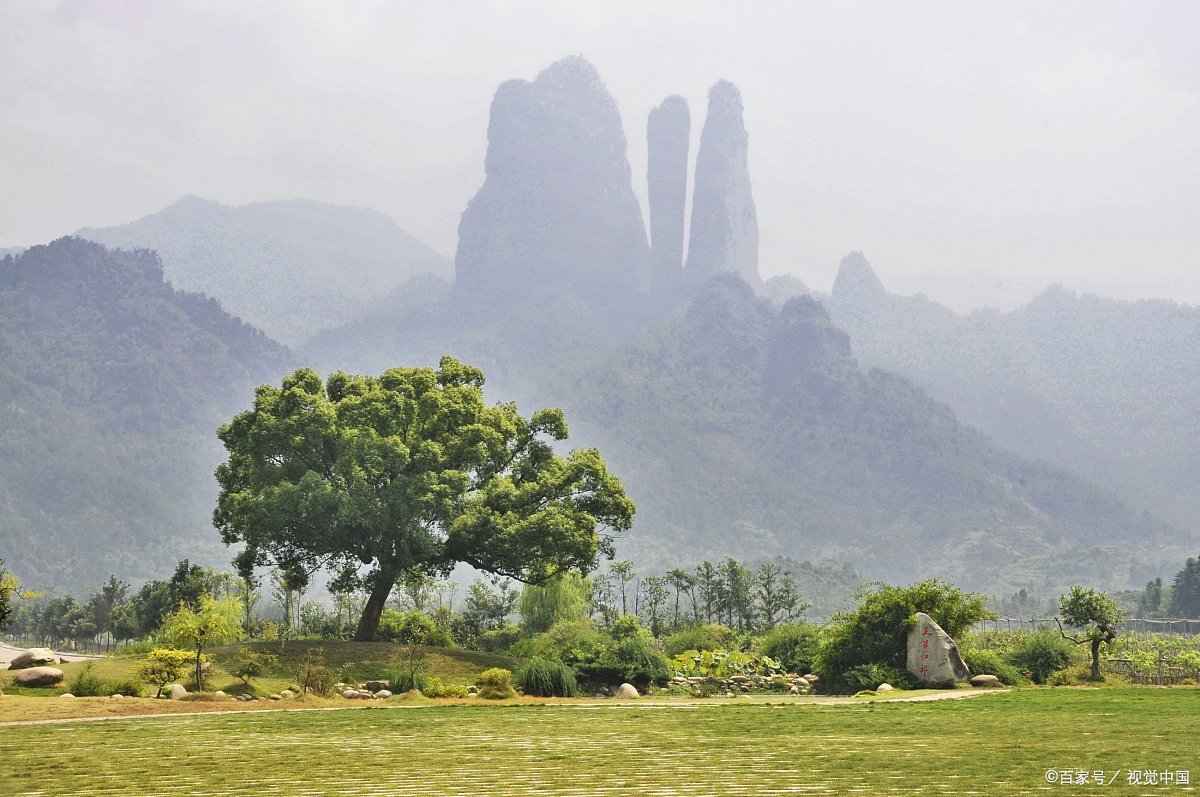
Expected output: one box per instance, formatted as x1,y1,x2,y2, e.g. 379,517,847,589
77,197,451,346
825,253,1200,532
0,238,293,592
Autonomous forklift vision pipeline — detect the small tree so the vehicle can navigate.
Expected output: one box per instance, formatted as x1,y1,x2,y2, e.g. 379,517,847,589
164,593,243,692
1056,586,1124,680
230,648,279,687
135,648,194,698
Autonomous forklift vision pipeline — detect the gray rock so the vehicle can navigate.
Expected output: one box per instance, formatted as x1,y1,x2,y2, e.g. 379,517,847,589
685,80,760,289
970,674,1001,687
8,648,59,669
269,694,282,701
803,674,820,683
342,689,358,699
647,95,690,290
792,677,810,689
375,689,392,699
13,666,64,687
59,693,75,698
166,684,188,700
877,683,894,692
214,690,227,697
454,57,651,305
364,680,389,693
907,612,971,683
614,683,639,699
279,689,293,699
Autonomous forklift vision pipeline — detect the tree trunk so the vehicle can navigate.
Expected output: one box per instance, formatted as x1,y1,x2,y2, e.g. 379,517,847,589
354,568,397,641
1091,639,1102,680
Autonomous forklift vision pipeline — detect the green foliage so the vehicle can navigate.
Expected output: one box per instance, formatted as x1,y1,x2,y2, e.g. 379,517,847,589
294,646,339,697
377,609,452,647
230,648,279,686
135,648,194,698
66,662,110,697
421,676,469,698
669,649,785,680
597,634,670,688
757,621,820,674
517,572,591,635
1169,556,1200,617
814,580,991,690
515,658,578,697
164,593,243,692
476,623,522,653
843,663,910,692
214,357,635,642
107,678,144,698
1010,629,1076,684
510,619,609,667
662,624,739,657
476,667,517,699
958,648,1028,686
1047,665,1095,686
388,669,429,695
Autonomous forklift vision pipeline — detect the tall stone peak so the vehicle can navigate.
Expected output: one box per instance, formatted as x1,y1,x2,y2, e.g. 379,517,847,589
685,80,760,289
831,251,886,303
647,95,690,291
456,57,650,303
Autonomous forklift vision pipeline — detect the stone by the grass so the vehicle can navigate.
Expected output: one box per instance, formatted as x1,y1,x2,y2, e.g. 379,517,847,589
803,674,820,683
269,694,282,701
364,680,389,693
376,690,392,699
8,648,58,669
13,666,64,687
877,683,894,692
614,683,639,699
59,693,74,698
342,689,358,699
970,674,1001,687
110,694,123,699
793,677,810,689
907,612,971,683
214,691,226,697
166,684,188,700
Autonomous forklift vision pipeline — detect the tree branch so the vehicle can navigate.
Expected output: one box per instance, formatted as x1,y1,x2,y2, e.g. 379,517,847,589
1055,617,1087,645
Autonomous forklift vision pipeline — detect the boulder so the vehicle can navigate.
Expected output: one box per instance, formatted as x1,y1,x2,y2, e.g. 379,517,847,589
166,684,188,700
614,683,639,699
877,683,894,692
375,690,393,699
803,674,820,684
214,691,227,698
907,612,971,683
13,666,64,687
970,674,1001,688
364,680,389,693
342,689,359,699
792,677,810,689
269,694,282,701
59,693,75,698
8,648,59,669
279,689,293,699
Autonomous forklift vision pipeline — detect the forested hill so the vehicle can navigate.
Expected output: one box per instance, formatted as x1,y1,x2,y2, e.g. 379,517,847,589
77,197,452,346
825,254,1200,532
0,238,294,592
559,277,1191,594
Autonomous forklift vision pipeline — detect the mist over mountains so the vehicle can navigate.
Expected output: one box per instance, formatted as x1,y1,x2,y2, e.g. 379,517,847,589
2,57,1194,599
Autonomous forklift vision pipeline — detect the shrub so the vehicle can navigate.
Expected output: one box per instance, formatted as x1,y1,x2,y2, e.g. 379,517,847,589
758,622,820,674
516,658,578,697
135,648,194,698
67,662,109,697
378,609,453,647
476,623,522,653
295,647,339,696
663,624,739,657
1010,628,1076,684
108,678,144,697
814,579,991,692
476,667,518,700
843,663,911,692
960,648,1028,686
230,648,279,686
510,619,609,667
388,669,429,694
587,634,670,689
422,676,470,698
1048,665,1095,686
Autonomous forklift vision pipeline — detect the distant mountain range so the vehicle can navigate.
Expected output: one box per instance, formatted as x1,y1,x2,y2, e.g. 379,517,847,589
3,57,1194,599
825,252,1200,533
77,197,451,346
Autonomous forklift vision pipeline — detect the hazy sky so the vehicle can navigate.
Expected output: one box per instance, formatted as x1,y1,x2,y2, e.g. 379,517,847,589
2,1,1197,310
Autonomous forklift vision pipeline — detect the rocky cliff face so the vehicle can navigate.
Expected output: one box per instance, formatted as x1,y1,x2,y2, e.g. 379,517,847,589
685,81,760,289
647,95,690,291
454,57,650,304
830,251,887,307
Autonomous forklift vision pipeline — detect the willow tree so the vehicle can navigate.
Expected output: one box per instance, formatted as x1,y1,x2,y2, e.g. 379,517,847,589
214,357,635,641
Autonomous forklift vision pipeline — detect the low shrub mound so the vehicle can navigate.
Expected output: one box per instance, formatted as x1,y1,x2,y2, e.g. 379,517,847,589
515,658,577,697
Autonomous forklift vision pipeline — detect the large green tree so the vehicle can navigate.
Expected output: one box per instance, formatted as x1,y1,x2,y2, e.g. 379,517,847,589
214,357,635,641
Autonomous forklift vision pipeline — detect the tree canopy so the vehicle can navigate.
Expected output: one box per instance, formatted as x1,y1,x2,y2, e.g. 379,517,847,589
214,357,635,640
1057,586,1124,680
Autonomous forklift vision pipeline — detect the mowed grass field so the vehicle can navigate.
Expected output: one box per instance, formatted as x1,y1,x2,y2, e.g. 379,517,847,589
1,688,1196,796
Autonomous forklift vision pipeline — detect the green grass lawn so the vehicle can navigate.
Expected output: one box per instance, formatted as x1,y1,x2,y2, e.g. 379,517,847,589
1,687,1195,795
